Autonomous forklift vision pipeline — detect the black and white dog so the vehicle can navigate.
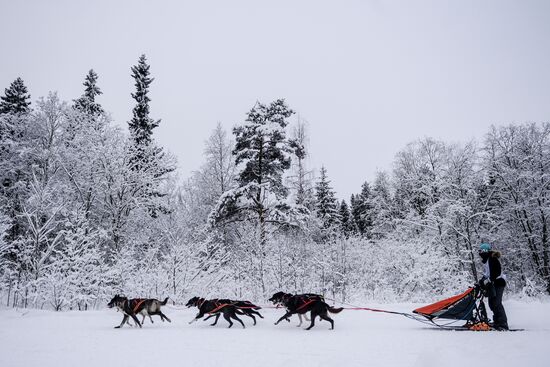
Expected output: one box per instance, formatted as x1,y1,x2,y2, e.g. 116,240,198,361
186,296,246,328
107,294,171,328
270,292,343,330
269,292,323,327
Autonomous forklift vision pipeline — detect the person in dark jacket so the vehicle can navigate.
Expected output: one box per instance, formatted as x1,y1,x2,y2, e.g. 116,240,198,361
478,243,508,330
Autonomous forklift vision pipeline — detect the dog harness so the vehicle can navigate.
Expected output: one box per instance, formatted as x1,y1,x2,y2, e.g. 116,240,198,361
295,298,315,312
131,299,146,314
208,301,230,314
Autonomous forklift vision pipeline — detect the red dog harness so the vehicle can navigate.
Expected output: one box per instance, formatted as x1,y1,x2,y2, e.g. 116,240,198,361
132,299,146,314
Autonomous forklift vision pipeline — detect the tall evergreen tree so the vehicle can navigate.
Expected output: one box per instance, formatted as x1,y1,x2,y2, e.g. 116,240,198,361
350,181,373,237
73,69,104,116
128,54,159,146
233,99,294,196
0,77,31,115
125,55,174,215
339,199,356,236
210,100,296,239
0,78,32,244
209,99,295,295
315,166,339,227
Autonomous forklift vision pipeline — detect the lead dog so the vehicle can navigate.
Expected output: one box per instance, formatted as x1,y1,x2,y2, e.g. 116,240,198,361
270,292,343,330
186,296,245,328
107,295,171,328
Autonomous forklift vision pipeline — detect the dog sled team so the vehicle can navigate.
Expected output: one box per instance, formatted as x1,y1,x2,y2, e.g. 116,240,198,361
108,243,510,331
108,292,343,330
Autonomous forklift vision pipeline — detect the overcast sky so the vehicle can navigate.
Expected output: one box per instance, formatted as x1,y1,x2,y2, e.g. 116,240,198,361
1,0,550,199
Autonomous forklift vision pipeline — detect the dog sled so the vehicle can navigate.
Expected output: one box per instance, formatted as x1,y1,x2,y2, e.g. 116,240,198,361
331,286,521,331
412,287,522,331
412,287,491,330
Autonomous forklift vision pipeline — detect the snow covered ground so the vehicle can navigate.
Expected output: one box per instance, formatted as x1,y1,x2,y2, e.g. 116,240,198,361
0,300,548,367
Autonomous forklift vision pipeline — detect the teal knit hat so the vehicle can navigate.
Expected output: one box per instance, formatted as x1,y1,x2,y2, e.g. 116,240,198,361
479,243,492,252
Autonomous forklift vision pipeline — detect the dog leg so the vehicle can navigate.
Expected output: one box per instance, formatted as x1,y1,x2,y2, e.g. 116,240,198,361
306,313,317,330
319,312,334,330
304,313,310,322
297,314,303,327
246,313,256,325
223,312,234,328
159,311,171,323
253,310,264,319
210,313,220,326
125,315,134,327
130,313,142,328
275,312,293,325
189,311,204,324
230,311,245,329
115,314,129,328
148,314,154,324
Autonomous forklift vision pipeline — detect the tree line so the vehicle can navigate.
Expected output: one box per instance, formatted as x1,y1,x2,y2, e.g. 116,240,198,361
1,56,548,310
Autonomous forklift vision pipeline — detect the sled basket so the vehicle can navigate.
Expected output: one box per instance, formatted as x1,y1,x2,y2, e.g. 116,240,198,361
413,287,482,322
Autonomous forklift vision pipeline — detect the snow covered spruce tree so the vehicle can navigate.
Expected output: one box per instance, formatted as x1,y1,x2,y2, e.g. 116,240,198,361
209,99,302,296
129,55,159,147
339,200,357,237
0,77,31,114
0,78,32,244
367,171,395,239
350,182,374,237
0,79,34,306
314,166,339,231
73,69,104,117
127,54,174,213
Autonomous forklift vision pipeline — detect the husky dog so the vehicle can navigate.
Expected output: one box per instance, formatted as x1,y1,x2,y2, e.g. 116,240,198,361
269,292,323,327
107,295,171,328
203,299,263,325
186,296,245,328
270,292,342,330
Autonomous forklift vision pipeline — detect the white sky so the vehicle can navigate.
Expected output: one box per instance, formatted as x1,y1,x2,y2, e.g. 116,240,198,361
1,0,549,199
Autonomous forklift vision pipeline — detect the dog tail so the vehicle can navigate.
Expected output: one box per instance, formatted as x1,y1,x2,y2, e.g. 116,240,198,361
161,297,169,306
242,301,261,310
248,302,262,310
328,306,344,314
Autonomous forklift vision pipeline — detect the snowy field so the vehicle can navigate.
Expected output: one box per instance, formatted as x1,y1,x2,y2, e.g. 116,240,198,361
0,300,548,367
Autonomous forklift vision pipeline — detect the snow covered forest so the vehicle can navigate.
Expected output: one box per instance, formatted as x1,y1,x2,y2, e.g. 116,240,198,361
1,55,549,311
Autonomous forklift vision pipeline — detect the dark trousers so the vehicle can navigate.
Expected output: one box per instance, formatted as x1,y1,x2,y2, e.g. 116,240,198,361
488,283,508,329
